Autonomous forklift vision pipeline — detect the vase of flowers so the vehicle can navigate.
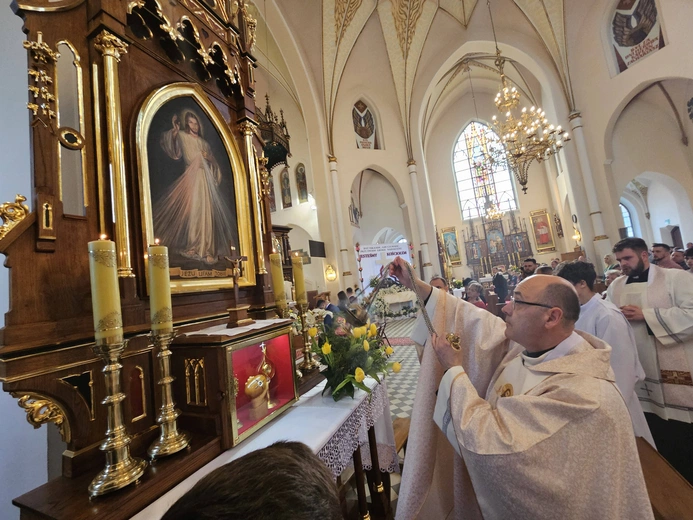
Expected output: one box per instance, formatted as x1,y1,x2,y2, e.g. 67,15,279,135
309,318,401,401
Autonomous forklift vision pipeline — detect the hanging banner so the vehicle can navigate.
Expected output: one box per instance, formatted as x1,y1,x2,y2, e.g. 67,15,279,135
357,243,411,293
611,0,665,73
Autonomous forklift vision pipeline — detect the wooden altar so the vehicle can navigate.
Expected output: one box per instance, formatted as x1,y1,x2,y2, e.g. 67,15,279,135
0,0,284,516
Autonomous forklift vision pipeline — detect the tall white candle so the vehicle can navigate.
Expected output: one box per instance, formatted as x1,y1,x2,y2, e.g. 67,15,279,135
148,242,173,331
88,237,123,341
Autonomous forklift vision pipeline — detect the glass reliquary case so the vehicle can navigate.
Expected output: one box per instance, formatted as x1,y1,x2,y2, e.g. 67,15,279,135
169,320,297,448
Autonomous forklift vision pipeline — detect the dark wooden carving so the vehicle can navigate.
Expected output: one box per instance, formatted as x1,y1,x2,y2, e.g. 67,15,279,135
1,0,280,515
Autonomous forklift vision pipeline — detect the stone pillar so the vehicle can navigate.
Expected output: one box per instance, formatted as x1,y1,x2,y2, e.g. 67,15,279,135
94,31,132,278
329,156,352,280
407,160,433,280
569,111,612,261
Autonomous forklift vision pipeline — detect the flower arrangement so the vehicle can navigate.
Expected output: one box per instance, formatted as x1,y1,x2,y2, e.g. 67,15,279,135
309,319,401,401
369,284,418,319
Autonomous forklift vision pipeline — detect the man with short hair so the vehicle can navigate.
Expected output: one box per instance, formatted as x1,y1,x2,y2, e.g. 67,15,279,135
651,242,683,269
316,298,339,328
429,275,449,292
608,237,693,483
557,261,654,446
492,267,508,303
685,247,693,272
393,258,652,519
521,257,537,279
672,248,689,270
535,264,554,275
162,441,341,520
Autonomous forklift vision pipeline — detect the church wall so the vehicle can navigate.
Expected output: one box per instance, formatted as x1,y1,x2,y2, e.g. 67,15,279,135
0,11,49,519
425,90,565,279
329,14,418,283
567,0,693,245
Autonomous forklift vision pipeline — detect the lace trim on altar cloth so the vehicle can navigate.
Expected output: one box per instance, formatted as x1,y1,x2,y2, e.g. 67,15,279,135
317,382,399,479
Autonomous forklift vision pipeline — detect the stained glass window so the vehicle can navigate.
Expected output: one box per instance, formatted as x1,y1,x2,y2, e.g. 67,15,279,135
453,122,517,220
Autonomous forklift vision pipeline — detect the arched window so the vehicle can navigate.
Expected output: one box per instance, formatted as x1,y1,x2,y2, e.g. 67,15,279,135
620,203,634,237
453,122,517,220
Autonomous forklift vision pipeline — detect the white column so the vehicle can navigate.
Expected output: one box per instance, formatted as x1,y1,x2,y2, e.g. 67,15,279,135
407,160,433,280
329,156,352,280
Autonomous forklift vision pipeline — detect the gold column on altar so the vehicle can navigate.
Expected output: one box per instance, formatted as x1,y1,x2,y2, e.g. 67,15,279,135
239,121,266,274
94,31,133,278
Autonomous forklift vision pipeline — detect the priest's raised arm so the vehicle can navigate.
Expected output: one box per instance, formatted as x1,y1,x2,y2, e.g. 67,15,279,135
391,257,653,520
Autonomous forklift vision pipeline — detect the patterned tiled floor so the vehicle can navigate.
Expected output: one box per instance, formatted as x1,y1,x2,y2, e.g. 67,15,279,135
382,318,420,421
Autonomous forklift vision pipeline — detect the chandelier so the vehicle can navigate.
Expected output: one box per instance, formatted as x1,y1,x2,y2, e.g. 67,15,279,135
485,200,505,220
486,0,570,194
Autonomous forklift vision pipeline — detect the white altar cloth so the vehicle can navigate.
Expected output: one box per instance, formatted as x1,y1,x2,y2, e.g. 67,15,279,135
130,378,397,519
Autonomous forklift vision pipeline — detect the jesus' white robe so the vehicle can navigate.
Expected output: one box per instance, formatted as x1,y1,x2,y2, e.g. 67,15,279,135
575,294,655,446
607,264,693,422
396,288,653,520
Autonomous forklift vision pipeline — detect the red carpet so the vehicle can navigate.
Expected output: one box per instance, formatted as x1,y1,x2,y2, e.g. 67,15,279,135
387,337,416,346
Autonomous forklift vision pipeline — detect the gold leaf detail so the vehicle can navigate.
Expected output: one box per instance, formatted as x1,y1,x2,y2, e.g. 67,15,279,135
391,0,425,58
90,249,117,267
149,252,169,269
335,0,363,43
14,393,71,443
94,30,128,61
96,311,123,332
0,194,31,241
152,307,173,325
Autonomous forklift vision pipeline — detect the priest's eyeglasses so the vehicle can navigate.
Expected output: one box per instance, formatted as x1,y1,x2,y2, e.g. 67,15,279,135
510,296,555,310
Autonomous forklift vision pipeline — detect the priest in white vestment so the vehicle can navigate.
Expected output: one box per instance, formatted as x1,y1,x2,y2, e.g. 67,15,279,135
608,237,693,483
556,260,654,446
391,257,652,520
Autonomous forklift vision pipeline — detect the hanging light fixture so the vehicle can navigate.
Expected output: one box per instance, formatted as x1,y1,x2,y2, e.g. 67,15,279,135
486,0,570,194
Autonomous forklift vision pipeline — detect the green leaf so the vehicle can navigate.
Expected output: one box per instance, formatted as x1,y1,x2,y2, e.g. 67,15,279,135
352,380,372,394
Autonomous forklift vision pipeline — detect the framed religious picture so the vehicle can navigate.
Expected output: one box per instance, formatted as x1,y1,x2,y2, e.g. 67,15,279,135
529,209,556,253
295,163,309,203
280,168,292,208
485,222,505,255
467,241,482,262
269,174,277,212
441,227,462,265
136,83,256,293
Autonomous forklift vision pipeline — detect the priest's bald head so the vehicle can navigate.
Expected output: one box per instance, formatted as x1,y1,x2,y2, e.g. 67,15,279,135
502,274,580,352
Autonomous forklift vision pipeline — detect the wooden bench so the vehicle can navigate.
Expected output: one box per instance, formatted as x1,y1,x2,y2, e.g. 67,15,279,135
393,417,411,461
637,437,693,519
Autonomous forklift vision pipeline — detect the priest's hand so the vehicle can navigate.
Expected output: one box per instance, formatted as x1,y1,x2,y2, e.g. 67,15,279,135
390,256,431,302
620,305,645,321
431,333,463,371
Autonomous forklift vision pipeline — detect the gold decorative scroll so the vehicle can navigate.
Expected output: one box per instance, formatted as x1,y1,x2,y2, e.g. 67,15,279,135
185,358,207,406
24,32,58,130
12,393,72,443
0,195,31,241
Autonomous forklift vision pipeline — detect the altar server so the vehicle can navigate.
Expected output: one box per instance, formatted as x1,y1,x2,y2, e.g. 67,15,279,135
393,257,652,520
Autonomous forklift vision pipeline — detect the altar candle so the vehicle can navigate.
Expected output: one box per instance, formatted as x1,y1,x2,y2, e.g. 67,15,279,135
292,253,307,305
269,252,286,304
148,241,173,331
88,236,123,341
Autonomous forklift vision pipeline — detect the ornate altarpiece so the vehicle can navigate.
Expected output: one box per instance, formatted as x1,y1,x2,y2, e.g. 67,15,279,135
0,0,282,517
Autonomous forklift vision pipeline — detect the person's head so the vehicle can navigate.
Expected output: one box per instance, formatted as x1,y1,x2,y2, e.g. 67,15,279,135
501,275,579,351
613,238,650,276
605,269,621,286
162,441,341,520
685,247,693,270
462,277,473,288
316,299,326,309
687,242,693,249
429,275,448,291
337,291,348,305
522,258,537,276
346,287,353,296
551,259,559,269
185,112,200,135
672,249,685,264
556,261,597,305
603,254,614,266
467,282,483,300
535,265,554,275
651,243,672,261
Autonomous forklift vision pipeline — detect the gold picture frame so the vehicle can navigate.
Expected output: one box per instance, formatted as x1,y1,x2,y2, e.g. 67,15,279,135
136,82,256,293
529,209,556,253
441,227,462,266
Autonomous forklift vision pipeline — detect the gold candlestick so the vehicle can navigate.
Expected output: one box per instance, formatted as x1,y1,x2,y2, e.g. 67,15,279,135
148,329,191,460
89,336,147,497
298,303,319,371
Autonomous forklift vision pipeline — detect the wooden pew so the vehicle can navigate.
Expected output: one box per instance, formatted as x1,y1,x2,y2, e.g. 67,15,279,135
636,437,693,519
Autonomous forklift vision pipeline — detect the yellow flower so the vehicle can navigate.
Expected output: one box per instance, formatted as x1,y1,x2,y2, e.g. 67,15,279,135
385,346,394,356
369,323,377,337
321,342,332,355
363,340,370,352
353,327,364,339
392,362,402,373
355,367,365,383
308,327,318,338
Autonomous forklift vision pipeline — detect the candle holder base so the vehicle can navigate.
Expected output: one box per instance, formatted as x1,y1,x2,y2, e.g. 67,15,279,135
227,304,255,328
88,452,148,497
148,429,192,460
